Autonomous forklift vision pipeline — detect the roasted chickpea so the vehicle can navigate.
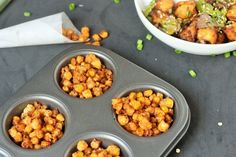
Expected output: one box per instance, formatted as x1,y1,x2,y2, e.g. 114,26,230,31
71,139,122,157
8,101,65,149
90,139,101,149
112,90,174,137
99,30,109,39
60,54,113,99
106,145,120,156
118,115,129,126
77,140,89,151
158,120,170,132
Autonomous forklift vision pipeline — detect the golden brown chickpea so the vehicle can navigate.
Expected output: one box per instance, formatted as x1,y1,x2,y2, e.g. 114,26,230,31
81,26,90,34
106,145,120,156
158,120,170,132
63,71,73,80
139,118,152,130
31,118,42,130
71,33,80,41
91,58,102,70
92,34,102,42
21,138,33,148
15,123,26,132
77,140,89,151
118,115,129,126
12,116,20,125
160,97,174,108
135,127,144,136
46,124,54,132
72,151,84,157
99,30,109,39
144,89,153,97
41,141,51,148
82,89,93,99
34,144,41,150
56,114,65,122
31,137,39,145
90,139,101,149
130,100,142,110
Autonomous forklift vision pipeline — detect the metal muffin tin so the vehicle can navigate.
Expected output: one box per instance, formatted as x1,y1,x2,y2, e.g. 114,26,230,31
0,45,191,157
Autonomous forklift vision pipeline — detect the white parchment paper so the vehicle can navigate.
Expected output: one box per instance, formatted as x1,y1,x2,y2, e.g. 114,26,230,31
0,12,80,48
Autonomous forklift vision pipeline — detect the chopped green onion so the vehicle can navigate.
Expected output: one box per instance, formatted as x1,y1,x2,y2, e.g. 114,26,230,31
137,39,143,45
147,16,152,21
143,0,156,17
113,0,120,4
188,69,197,78
175,49,182,54
224,52,231,58
24,11,31,17
137,44,144,51
69,3,76,11
146,34,153,40
233,51,236,57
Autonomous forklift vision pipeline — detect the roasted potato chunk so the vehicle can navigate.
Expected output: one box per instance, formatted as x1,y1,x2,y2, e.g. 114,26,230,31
224,22,236,41
216,32,226,44
174,0,197,19
155,0,174,13
227,5,236,22
197,27,218,44
179,20,197,42
150,10,168,25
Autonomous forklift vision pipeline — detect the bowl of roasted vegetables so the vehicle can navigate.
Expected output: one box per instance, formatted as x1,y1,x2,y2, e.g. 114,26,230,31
134,0,236,55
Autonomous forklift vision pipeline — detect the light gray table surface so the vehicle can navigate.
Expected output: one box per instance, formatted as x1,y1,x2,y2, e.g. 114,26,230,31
0,0,235,156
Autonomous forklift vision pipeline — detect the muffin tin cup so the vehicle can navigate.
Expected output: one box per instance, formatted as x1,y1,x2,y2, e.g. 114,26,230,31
0,94,71,157
64,131,134,157
0,146,14,157
0,45,190,157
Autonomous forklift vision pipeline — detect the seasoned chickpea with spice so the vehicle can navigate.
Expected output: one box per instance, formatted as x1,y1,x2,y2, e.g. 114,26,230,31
112,89,174,137
60,53,113,99
8,101,65,149
71,139,122,157
62,26,110,46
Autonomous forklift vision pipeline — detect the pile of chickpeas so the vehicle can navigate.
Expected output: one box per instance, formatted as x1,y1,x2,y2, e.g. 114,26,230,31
72,139,121,157
60,53,113,99
62,26,109,46
112,89,174,137
8,101,65,149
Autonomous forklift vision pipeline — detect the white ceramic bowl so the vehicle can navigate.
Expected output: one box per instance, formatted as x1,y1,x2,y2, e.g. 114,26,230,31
134,0,236,55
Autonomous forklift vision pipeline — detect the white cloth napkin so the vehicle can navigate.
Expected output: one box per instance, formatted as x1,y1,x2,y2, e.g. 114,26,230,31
0,12,80,48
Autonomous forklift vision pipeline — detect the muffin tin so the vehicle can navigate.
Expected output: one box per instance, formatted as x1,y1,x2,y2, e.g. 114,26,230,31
0,45,191,157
